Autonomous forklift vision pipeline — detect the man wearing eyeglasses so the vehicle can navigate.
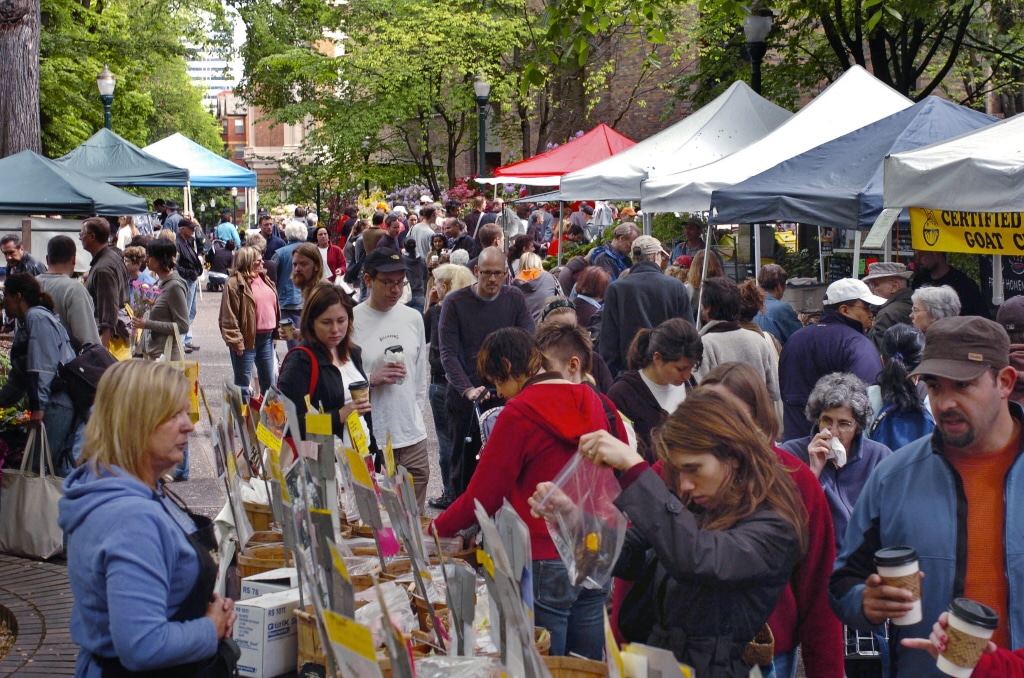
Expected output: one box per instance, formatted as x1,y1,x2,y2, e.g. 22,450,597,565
862,261,914,350
438,246,535,501
779,278,886,441
352,248,430,511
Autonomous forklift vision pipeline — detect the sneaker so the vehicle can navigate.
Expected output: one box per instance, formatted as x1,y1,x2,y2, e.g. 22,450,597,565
428,495,453,510
184,344,200,351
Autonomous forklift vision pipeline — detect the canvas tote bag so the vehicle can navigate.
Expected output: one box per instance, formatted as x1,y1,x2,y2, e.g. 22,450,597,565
0,427,65,559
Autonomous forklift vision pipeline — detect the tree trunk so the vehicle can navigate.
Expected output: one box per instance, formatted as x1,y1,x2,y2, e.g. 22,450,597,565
0,0,41,157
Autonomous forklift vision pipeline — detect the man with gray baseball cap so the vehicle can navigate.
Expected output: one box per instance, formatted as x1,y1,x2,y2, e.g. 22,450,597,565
779,278,885,441
832,315,1024,676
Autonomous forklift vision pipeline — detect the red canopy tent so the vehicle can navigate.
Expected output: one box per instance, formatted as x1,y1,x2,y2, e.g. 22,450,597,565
482,123,636,186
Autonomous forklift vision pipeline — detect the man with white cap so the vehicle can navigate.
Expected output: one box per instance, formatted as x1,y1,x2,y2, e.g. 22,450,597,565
779,278,885,441
599,234,693,377
863,261,915,349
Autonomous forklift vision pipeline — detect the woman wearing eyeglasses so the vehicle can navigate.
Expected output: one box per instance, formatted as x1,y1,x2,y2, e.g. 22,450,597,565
778,372,892,552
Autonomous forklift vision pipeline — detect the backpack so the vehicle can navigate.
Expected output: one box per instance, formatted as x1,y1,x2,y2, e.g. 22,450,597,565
57,343,118,417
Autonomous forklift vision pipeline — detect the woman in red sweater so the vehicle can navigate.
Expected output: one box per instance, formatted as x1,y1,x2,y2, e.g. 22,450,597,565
699,363,844,677
431,327,628,660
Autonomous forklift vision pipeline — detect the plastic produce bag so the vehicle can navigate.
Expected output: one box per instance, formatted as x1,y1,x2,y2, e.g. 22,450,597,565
534,453,626,589
355,581,417,646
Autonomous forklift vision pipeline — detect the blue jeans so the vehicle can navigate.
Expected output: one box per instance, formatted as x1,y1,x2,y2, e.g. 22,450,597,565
407,296,425,314
183,278,198,345
532,559,607,660
771,648,795,678
230,332,275,399
174,441,190,481
281,307,302,350
428,382,453,499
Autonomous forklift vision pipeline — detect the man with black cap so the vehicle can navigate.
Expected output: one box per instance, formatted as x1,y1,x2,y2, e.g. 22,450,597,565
831,316,1024,677
351,248,430,511
779,278,885,441
161,199,183,234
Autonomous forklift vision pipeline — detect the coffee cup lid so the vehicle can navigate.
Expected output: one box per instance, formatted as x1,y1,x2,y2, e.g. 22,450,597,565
280,318,293,325
348,380,368,390
385,345,404,352
874,545,918,567
950,598,999,629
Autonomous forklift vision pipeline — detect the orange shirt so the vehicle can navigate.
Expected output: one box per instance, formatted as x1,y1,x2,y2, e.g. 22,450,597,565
945,425,1020,649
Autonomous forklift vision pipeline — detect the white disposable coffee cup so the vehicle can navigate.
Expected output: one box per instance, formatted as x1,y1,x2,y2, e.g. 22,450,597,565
874,546,922,626
936,598,999,677
384,345,405,384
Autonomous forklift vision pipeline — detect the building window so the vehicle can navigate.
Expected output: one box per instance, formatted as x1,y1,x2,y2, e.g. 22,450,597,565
234,144,244,159
222,120,228,133
233,118,243,134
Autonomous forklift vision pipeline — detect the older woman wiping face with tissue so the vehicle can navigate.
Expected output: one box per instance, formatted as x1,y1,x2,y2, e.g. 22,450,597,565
779,372,894,552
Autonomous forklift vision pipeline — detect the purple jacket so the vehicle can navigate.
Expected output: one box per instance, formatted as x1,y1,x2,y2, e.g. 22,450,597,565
778,310,882,441
779,432,892,553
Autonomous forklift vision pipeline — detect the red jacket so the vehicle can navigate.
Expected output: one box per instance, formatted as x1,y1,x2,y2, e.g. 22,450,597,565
766,445,844,677
321,244,346,281
975,648,1024,677
432,378,627,559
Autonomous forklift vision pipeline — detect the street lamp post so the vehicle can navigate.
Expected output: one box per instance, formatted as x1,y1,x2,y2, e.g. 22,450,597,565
230,187,238,224
96,65,116,130
473,74,491,178
743,11,773,95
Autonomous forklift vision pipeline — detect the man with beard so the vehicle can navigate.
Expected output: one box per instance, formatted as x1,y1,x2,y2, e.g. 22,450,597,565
912,249,989,318
831,316,1024,677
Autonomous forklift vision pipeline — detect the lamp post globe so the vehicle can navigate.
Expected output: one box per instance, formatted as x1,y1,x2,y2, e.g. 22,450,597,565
743,12,772,94
473,74,491,178
96,65,116,130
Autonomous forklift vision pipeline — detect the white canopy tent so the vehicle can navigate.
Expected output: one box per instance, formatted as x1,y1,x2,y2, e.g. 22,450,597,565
558,81,792,201
640,66,913,213
883,113,1024,212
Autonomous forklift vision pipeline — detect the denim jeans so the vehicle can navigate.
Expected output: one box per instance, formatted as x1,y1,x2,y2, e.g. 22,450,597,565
406,296,425,314
771,648,796,678
230,332,275,399
174,441,189,481
532,559,607,660
183,277,198,345
428,382,453,499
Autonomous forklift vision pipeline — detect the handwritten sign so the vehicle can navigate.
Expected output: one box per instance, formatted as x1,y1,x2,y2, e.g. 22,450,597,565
910,207,1024,255
346,411,369,456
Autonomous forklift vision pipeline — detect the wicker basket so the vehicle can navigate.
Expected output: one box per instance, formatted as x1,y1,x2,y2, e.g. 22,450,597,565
742,623,775,667
543,656,609,678
243,500,273,532
237,544,294,579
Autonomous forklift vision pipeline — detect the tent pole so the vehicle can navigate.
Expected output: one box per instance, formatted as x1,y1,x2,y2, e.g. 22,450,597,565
753,223,761,277
818,225,826,282
557,201,564,267
994,255,1005,307
852,230,862,278
696,234,712,331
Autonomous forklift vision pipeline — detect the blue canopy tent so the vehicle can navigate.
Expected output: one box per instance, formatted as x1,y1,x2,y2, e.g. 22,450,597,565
0,150,149,216
709,97,996,230
143,133,256,188
55,128,190,186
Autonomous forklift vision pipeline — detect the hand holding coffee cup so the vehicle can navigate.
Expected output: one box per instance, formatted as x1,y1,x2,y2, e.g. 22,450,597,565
383,345,406,384
901,605,999,677
279,319,295,341
864,546,923,625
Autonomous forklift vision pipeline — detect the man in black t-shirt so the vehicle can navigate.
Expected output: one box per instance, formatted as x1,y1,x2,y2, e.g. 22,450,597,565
911,249,990,318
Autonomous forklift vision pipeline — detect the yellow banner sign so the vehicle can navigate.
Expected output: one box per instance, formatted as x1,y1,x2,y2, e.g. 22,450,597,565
910,207,1024,255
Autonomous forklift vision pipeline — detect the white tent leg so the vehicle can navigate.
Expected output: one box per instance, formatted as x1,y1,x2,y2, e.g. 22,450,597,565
557,201,564,267
753,223,761,274
994,255,1005,307
852,230,862,278
818,225,826,282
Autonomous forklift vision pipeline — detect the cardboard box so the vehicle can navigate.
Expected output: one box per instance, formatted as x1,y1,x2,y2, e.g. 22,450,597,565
235,587,301,678
240,567,299,600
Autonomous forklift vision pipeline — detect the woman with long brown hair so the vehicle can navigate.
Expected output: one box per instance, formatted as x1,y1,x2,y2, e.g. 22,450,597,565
699,363,843,678
563,389,807,677
219,246,279,400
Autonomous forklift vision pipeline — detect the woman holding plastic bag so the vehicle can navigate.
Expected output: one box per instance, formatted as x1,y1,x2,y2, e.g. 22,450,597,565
552,389,807,677
430,327,628,660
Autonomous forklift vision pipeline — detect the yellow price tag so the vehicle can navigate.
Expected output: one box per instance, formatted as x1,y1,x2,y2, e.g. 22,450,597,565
344,447,373,489
306,412,332,436
346,411,369,456
384,430,395,478
256,421,283,453
476,548,495,579
268,447,289,501
329,544,351,582
604,607,625,677
324,610,376,661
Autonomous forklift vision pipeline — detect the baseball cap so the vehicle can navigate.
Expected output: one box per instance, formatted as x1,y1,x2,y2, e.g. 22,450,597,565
996,295,1024,334
392,205,408,215
910,316,1010,381
632,235,668,258
620,206,637,217
824,278,887,306
675,255,694,268
419,194,432,204
363,247,407,273
862,261,912,283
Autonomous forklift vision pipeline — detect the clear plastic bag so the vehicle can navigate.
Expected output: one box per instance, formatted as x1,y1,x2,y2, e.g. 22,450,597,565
413,656,507,678
354,581,416,646
534,453,627,589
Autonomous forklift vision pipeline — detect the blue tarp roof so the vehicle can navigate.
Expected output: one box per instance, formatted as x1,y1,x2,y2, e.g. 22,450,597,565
0,150,149,216
55,128,190,186
709,97,997,229
143,133,257,188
